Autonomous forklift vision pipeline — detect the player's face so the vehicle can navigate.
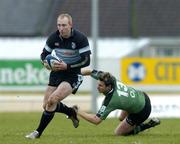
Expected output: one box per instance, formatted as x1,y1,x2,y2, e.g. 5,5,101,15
57,17,72,38
97,80,108,93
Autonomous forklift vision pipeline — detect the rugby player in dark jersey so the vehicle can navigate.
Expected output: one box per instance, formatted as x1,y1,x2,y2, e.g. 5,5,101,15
74,68,160,136
26,13,91,139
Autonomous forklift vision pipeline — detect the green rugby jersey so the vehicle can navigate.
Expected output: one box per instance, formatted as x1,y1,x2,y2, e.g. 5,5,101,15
91,70,146,120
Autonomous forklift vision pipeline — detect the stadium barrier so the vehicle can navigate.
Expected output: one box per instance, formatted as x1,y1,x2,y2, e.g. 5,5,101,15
1,94,180,118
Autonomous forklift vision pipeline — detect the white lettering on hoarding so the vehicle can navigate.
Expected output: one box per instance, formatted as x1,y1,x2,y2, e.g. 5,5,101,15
0,63,49,85
0,69,13,84
26,64,39,84
14,68,26,84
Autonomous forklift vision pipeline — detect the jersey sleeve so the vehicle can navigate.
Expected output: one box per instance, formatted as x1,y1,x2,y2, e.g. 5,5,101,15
44,33,56,52
67,55,90,69
90,70,104,80
78,35,91,56
96,104,113,120
40,33,55,61
67,35,91,69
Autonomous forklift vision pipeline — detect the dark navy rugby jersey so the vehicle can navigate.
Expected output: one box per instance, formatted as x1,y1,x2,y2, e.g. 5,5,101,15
40,29,91,71
45,29,90,55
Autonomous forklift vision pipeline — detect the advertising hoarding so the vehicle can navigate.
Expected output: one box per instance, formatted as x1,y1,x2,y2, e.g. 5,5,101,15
121,58,180,84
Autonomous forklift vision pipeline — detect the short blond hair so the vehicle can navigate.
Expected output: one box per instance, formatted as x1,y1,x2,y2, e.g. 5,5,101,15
57,13,73,25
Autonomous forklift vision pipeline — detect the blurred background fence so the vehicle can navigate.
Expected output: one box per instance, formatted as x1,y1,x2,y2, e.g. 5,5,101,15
0,0,180,37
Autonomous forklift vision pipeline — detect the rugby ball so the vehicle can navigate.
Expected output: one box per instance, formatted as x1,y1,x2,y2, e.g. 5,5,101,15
51,49,81,64
44,54,60,70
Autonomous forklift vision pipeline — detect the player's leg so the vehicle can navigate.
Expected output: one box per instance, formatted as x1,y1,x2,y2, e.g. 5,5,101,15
47,74,83,114
119,110,128,121
126,93,160,135
126,117,160,136
47,81,73,113
26,83,74,139
114,118,135,136
52,81,80,128
55,101,79,128
43,86,57,109
26,83,76,139
54,74,83,127
135,117,160,132
25,75,82,139
132,93,160,134
25,86,56,139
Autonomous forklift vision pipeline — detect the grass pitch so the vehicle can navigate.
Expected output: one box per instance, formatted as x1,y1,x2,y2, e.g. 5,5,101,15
0,112,180,144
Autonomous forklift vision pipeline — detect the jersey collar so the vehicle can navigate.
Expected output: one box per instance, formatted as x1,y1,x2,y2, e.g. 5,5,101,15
57,28,74,40
104,88,114,97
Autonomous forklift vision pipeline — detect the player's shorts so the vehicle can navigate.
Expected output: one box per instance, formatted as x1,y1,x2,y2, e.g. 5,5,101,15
48,71,83,94
126,92,151,126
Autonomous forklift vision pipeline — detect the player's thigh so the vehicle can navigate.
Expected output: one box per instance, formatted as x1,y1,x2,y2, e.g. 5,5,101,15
114,119,135,136
49,81,73,102
43,86,57,109
119,110,128,121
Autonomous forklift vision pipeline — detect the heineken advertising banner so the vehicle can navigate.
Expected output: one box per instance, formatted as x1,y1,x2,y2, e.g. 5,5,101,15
0,60,49,90
121,58,180,84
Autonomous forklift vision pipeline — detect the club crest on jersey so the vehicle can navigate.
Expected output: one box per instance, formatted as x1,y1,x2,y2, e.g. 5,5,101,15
72,42,76,49
55,42,59,47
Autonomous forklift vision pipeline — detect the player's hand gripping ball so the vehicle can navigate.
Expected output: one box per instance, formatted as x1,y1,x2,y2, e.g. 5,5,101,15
44,54,61,70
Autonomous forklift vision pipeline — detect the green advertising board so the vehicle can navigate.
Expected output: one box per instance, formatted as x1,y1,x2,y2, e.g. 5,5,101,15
0,60,49,91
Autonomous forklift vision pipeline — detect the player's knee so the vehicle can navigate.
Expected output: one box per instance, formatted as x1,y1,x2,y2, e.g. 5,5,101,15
114,128,126,136
114,131,126,136
45,103,57,112
48,96,58,105
114,130,121,136
45,97,58,111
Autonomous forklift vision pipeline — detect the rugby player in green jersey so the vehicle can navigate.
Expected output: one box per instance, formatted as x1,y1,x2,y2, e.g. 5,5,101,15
75,68,160,136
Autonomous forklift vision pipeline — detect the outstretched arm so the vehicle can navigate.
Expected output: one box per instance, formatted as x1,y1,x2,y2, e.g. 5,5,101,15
81,68,104,81
75,106,102,125
81,68,93,76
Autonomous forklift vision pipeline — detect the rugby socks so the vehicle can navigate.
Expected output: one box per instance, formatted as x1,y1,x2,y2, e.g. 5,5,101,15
36,111,55,136
55,102,73,116
127,123,153,135
35,103,73,136
137,123,153,132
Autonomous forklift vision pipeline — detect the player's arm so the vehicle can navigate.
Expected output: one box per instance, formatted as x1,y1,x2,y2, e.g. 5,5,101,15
40,48,53,70
40,35,55,67
77,109,102,125
81,68,104,80
40,34,55,64
81,68,93,75
66,54,90,70
66,35,91,70
40,34,62,70
40,48,51,64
